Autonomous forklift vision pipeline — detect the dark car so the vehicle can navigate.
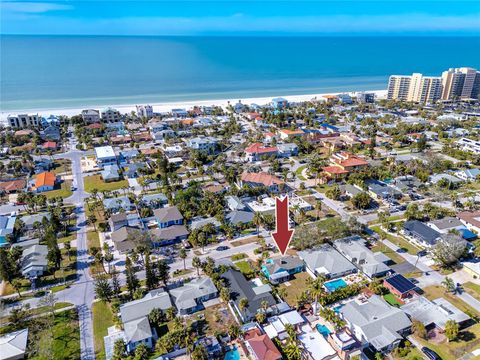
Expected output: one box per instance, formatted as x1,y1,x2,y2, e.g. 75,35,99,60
422,347,442,360
417,250,428,257
216,246,229,251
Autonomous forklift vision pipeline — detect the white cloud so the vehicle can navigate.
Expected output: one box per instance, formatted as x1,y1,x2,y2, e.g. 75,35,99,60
1,1,73,14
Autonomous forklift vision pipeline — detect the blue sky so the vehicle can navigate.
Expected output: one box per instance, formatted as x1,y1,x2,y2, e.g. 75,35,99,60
1,0,480,36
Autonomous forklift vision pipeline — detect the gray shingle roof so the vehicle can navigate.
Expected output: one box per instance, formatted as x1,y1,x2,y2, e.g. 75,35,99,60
221,269,276,320
404,220,441,245
120,289,172,323
124,317,152,343
226,210,254,225
298,244,356,277
264,256,304,274
169,277,217,311
340,295,411,351
153,206,183,223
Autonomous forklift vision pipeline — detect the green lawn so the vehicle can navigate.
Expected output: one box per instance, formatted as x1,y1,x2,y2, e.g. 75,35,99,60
44,180,73,199
370,242,406,265
37,248,77,288
370,225,421,255
87,231,100,249
92,301,115,359
84,174,129,193
383,293,402,307
234,260,255,278
49,309,81,359
231,253,248,261
52,159,72,175
295,165,307,180
464,282,480,301
279,272,312,307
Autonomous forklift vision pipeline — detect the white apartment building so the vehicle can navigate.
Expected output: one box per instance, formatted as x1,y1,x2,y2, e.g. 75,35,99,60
387,75,411,101
136,105,153,118
101,107,122,122
442,67,480,100
7,114,41,128
387,73,442,103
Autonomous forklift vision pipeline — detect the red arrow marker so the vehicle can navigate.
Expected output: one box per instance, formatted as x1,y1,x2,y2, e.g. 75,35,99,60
272,196,295,256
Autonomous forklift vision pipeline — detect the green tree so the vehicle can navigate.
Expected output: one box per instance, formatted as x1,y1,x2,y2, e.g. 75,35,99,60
111,266,121,297
145,254,158,290
192,256,202,277
111,339,126,360
191,344,209,360
239,298,249,320
445,320,459,341
94,275,113,302
411,319,427,339
179,248,187,270
125,256,140,298
325,185,341,200
351,192,372,209
133,343,150,360
156,259,170,286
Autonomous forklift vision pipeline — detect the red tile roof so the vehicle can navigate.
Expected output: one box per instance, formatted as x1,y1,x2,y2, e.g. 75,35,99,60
14,129,34,137
241,172,284,187
86,123,103,129
280,129,304,135
0,179,26,193
42,141,57,149
339,157,369,168
34,172,56,189
457,211,480,229
245,143,278,154
322,166,349,174
245,331,282,360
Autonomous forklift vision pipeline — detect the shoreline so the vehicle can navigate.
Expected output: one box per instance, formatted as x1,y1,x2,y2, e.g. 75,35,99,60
0,89,388,122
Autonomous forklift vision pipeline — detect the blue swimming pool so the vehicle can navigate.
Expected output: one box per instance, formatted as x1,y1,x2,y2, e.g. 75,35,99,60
224,347,240,360
324,278,348,292
333,304,344,314
316,324,331,336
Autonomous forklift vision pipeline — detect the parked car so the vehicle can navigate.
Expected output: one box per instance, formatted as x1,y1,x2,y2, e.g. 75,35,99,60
216,246,229,251
422,347,442,360
417,250,427,257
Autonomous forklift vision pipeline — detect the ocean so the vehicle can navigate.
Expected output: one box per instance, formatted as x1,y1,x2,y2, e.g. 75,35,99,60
1,35,479,112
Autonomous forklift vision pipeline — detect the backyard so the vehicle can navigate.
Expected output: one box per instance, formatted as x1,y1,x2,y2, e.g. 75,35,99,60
83,174,129,193
92,301,115,359
44,180,73,199
279,272,311,307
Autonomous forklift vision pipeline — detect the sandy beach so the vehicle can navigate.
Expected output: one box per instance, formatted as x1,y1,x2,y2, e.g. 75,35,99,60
0,89,388,122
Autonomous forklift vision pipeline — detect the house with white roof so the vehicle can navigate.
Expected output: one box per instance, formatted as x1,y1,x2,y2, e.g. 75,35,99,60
169,277,218,315
0,328,29,360
94,146,117,167
338,295,411,354
21,244,48,279
298,244,357,279
333,236,391,278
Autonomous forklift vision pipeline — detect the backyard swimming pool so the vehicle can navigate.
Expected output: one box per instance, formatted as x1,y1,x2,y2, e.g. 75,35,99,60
316,324,331,336
224,347,240,360
324,278,348,292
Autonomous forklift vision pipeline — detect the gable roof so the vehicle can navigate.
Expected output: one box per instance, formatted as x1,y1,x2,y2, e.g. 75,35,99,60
403,220,441,245
241,172,284,187
120,289,172,323
298,244,356,276
246,332,282,360
221,269,276,320
169,277,217,311
0,329,28,360
153,206,183,223
0,179,26,193
245,143,278,154
340,295,411,351
34,172,56,188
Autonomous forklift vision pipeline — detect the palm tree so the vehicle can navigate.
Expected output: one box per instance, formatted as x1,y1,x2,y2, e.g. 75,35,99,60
315,200,322,220
442,277,456,293
179,248,187,270
252,212,263,236
309,275,327,313
239,298,249,321
192,256,202,277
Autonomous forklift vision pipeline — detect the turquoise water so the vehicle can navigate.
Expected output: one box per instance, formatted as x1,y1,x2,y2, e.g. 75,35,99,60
334,304,344,314
325,278,348,292
1,35,479,111
316,324,332,336
224,347,240,360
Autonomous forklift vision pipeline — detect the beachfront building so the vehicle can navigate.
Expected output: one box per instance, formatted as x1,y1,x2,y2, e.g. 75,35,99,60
95,145,117,167
81,109,100,123
442,67,480,100
7,114,41,128
136,105,154,118
387,73,442,103
101,107,122,122
271,97,288,109
357,92,375,103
